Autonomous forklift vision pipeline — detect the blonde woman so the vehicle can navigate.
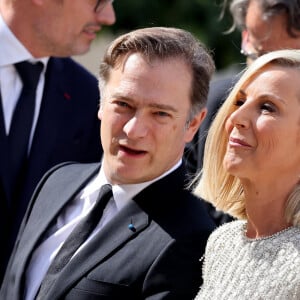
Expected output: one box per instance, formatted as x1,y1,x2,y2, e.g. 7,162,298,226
194,49,300,299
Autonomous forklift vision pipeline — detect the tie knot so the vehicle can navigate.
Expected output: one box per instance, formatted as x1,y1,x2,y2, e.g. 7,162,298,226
14,61,43,90
97,184,113,203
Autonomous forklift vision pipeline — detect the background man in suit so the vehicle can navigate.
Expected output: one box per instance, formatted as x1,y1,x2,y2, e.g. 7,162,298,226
1,27,216,300
184,0,300,225
0,0,115,282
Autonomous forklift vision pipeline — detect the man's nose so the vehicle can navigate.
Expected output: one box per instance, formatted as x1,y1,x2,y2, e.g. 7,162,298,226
123,116,149,139
96,1,116,26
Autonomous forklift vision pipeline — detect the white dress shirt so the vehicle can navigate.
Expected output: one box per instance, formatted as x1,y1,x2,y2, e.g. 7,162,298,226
24,160,182,299
0,14,48,150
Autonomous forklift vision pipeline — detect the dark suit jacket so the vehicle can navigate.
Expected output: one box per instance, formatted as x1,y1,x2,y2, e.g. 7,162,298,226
184,76,236,175
0,57,103,282
1,162,215,299
183,76,239,226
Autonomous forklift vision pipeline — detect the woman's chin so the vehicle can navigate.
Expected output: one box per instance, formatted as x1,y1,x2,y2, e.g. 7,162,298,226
223,157,244,175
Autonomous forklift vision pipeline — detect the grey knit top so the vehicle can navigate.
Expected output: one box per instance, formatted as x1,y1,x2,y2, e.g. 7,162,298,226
195,220,300,300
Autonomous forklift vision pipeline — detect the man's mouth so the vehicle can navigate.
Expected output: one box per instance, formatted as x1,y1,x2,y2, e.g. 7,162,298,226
83,26,101,37
119,145,147,155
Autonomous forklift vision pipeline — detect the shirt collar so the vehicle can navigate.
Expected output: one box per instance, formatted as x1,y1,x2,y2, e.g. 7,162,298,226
0,13,49,67
113,159,182,210
82,159,182,211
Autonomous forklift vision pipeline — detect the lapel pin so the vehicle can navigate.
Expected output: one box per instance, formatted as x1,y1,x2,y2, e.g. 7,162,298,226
128,222,136,232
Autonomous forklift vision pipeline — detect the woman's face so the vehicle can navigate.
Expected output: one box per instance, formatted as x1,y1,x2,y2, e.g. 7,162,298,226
223,64,300,181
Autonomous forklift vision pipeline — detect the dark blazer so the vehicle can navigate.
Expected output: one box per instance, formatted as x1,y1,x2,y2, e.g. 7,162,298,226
184,76,239,226
184,76,236,175
0,57,103,282
1,162,215,300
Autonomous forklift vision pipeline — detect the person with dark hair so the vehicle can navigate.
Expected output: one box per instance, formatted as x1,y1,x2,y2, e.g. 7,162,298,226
186,0,300,225
1,27,216,300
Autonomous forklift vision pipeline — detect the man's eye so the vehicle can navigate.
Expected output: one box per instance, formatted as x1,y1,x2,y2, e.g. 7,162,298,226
116,101,130,108
154,111,171,117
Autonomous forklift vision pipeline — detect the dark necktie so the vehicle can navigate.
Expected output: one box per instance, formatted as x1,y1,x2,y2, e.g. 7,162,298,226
8,61,43,195
36,184,113,299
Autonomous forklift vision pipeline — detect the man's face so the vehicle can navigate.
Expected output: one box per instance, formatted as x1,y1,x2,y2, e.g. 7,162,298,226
242,0,300,61
98,53,204,184
33,0,115,57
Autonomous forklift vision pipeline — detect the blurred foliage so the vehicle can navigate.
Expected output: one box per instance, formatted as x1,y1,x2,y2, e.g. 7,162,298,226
104,0,244,71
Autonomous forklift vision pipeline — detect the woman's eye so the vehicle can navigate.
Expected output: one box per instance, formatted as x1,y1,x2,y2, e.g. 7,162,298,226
261,103,276,113
234,98,245,107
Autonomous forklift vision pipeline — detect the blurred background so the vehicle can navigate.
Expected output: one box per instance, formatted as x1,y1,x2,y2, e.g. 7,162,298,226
73,0,244,79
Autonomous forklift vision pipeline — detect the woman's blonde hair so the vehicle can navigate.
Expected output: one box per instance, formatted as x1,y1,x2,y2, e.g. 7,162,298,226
194,49,300,224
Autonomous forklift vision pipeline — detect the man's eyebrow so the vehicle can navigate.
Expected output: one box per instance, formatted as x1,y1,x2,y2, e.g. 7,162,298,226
148,103,178,112
110,93,178,112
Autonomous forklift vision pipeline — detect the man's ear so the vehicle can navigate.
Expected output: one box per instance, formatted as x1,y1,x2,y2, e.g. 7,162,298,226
184,108,207,143
98,104,103,120
241,29,248,47
241,29,254,64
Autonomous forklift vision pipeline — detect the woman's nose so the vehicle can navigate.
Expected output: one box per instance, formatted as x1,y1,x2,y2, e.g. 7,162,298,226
228,106,250,129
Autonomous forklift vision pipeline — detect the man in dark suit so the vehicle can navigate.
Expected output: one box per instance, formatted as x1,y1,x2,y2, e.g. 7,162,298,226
0,27,216,299
0,0,115,282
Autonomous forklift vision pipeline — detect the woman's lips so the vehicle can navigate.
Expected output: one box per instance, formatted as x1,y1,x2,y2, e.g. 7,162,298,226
229,137,251,147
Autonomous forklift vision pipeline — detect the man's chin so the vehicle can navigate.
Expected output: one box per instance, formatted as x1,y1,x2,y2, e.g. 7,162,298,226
111,169,150,185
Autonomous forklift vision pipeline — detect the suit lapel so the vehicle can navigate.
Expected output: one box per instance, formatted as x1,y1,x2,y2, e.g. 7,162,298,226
18,164,185,299
47,165,187,299
27,58,66,173
17,164,100,281
0,91,10,202
49,199,150,299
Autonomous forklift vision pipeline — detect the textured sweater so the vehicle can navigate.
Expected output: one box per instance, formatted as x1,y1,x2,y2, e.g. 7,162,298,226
195,220,300,300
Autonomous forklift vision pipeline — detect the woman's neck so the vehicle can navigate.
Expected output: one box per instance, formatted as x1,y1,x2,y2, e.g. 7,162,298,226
241,178,293,238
